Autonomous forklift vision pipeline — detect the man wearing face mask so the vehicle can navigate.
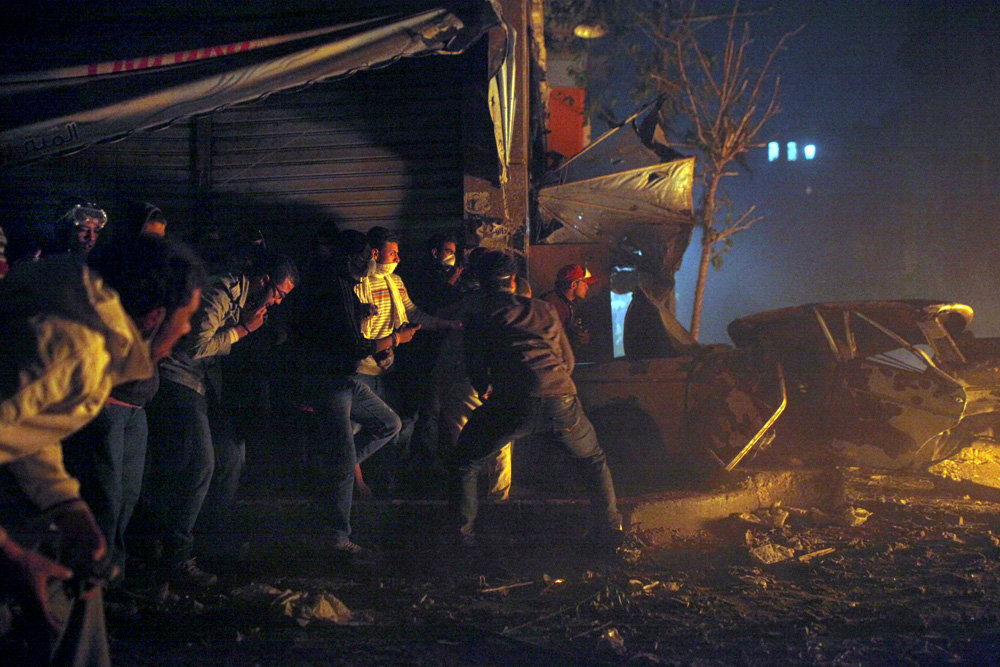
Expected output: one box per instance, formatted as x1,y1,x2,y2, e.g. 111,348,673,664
353,228,460,487
291,230,420,558
143,251,297,589
407,232,464,316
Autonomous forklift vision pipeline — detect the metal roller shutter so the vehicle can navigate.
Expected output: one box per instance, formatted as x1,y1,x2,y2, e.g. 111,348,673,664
208,53,468,248
1,51,471,251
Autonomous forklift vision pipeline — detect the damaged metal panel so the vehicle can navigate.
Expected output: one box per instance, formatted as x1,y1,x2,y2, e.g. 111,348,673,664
683,348,786,471
536,158,696,244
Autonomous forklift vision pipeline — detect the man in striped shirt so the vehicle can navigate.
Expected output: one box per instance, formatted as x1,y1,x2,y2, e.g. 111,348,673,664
352,228,460,489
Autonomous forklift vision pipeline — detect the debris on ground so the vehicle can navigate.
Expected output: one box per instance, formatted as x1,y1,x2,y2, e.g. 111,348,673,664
230,582,354,626
749,542,795,564
106,469,1000,666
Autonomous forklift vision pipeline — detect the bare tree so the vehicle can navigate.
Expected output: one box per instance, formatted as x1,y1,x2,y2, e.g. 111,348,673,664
635,1,800,339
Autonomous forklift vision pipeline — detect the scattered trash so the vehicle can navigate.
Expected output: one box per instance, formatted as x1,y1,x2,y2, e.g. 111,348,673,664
599,626,626,654
231,583,353,626
478,581,534,595
942,532,966,544
749,543,795,565
798,548,836,563
737,508,789,528
737,573,771,589
841,507,873,527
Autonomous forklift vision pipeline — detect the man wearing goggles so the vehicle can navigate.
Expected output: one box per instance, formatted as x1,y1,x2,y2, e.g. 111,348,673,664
60,202,107,255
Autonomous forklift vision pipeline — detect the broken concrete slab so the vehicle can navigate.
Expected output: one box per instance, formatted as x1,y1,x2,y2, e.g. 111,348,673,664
927,443,1000,502
625,468,846,543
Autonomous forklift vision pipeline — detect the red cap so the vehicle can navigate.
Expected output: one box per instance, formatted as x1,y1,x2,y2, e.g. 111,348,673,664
556,264,597,284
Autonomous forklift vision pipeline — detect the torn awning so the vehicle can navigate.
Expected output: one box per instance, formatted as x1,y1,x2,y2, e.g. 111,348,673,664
537,157,696,243
0,2,505,168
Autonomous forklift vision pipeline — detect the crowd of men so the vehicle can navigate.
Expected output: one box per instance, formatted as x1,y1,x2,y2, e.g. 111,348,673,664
0,199,623,666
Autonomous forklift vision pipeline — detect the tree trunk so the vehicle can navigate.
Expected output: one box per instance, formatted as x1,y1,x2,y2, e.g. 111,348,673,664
689,236,712,341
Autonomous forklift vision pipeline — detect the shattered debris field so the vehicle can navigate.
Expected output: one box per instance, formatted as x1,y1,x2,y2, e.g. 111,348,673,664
112,470,1000,666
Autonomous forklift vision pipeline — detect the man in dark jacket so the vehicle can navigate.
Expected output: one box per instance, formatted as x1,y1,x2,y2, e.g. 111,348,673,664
451,251,623,547
291,230,419,558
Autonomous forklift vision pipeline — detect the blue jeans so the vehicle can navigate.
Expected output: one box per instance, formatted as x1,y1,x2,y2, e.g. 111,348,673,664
196,378,245,535
452,393,621,537
143,380,214,563
63,403,148,573
316,376,401,544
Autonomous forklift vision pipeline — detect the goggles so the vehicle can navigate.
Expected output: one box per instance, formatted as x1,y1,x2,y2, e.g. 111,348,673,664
62,203,108,229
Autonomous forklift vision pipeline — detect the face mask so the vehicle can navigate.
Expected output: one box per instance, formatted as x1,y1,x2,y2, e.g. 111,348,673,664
441,254,457,267
374,261,398,276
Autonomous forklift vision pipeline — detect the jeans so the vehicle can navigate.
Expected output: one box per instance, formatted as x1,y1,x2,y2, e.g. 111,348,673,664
452,393,621,537
196,380,245,535
316,376,401,544
63,403,148,573
142,380,214,563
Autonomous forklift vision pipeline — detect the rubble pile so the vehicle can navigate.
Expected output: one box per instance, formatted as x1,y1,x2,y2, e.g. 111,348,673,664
108,470,1000,666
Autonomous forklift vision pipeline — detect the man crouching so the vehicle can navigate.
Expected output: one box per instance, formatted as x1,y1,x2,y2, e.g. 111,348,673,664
450,250,623,549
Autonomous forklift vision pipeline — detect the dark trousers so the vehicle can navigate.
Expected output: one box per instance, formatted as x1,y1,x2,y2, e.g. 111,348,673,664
63,403,147,574
196,381,245,535
315,376,401,544
142,380,214,563
452,393,621,537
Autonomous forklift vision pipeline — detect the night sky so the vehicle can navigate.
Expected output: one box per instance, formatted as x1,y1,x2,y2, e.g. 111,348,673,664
608,1,1000,343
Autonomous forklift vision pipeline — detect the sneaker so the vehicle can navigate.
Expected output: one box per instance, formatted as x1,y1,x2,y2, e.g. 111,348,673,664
332,540,377,561
169,558,218,589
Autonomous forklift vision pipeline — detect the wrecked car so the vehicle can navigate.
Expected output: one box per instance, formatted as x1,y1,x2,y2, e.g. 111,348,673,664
525,103,1000,486
569,300,1000,488
723,300,1000,469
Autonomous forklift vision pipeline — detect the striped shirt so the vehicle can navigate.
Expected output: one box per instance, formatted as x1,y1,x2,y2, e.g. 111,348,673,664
354,273,446,375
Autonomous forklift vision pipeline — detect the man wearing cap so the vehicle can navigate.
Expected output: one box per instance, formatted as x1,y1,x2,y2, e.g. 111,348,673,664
541,264,596,351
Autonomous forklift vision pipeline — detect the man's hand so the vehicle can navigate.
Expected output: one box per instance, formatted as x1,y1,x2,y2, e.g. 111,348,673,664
446,265,465,286
0,529,73,630
394,322,421,345
49,500,116,598
359,303,378,320
240,305,268,333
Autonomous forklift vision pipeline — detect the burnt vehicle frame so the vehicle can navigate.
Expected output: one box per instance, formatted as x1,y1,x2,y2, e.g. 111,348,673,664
721,299,1000,470
566,299,1000,487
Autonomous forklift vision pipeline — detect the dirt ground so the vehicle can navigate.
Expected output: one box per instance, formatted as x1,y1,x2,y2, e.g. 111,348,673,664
108,469,1000,666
